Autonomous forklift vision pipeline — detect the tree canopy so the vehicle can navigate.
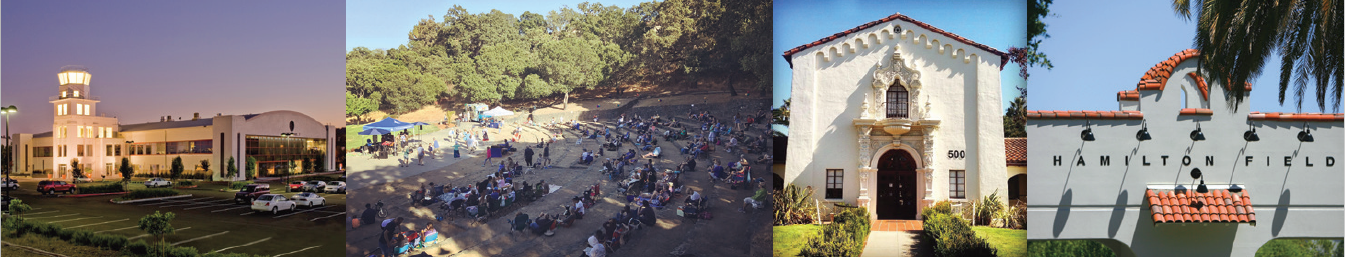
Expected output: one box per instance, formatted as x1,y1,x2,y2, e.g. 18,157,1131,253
346,0,772,116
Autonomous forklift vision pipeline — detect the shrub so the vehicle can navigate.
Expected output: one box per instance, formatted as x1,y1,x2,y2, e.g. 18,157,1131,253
58,228,75,241
97,233,129,250
36,222,63,237
116,189,181,201
177,181,195,186
799,207,871,257
126,240,150,255
148,242,199,257
80,183,126,194
977,192,1004,226
229,181,254,189
922,200,954,219
774,184,818,225
923,213,997,257
995,201,1026,229
72,230,94,246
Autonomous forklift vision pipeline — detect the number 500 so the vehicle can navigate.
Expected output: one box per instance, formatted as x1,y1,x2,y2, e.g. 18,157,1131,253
947,150,965,159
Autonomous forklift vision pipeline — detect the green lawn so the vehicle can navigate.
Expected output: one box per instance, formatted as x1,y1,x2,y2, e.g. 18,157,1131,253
773,224,822,257
972,226,1026,257
345,123,441,151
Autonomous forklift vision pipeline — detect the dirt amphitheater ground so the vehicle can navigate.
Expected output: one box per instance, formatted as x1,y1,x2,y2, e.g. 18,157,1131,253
345,92,773,257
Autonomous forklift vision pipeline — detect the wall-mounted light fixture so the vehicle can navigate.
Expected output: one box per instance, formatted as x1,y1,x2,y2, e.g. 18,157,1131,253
1243,124,1260,142
1297,122,1313,142
1135,120,1151,141
1081,120,1095,141
1190,167,1209,194
1188,167,1208,210
1189,123,1205,141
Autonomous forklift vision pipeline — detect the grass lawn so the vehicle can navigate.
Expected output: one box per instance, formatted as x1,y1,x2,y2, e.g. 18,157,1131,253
774,224,822,257
972,226,1026,257
345,123,441,151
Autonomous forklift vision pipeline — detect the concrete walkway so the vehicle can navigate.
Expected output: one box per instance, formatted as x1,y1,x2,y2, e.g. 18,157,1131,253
861,230,923,257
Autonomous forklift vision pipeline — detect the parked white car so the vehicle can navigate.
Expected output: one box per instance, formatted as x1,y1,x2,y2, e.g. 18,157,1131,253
290,192,326,207
250,194,296,214
144,178,172,188
323,181,346,194
301,181,327,192
2,179,19,190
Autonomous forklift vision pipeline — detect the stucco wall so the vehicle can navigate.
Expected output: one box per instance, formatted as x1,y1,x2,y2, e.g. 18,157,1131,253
1026,58,1343,256
785,18,1007,209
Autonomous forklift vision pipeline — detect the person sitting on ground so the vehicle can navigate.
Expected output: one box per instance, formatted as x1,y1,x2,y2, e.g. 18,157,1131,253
639,200,657,227
710,160,727,181
361,203,378,225
740,180,768,213
643,146,661,158
531,211,555,236
688,190,704,208
585,229,607,257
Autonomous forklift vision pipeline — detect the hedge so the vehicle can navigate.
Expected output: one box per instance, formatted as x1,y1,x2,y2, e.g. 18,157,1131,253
228,181,254,189
923,213,997,257
115,189,181,201
3,216,262,257
799,207,872,257
922,200,954,219
80,183,127,194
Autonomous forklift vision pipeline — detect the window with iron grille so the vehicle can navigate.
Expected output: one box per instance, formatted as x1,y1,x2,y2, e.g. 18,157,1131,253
950,170,965,199
826,169,844,199
887,86,909,118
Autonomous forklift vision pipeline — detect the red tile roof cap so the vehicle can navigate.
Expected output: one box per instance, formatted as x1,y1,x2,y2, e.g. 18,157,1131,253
782,13,1009,69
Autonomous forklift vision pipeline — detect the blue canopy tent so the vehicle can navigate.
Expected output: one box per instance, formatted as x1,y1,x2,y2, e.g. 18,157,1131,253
358,128,392,135
363,117,415,131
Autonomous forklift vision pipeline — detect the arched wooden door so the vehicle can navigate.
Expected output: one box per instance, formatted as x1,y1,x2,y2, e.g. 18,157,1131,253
876,150,918,219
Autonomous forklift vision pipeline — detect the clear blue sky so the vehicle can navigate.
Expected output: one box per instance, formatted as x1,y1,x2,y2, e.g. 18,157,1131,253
347,0,649,51
1026,1,1327,113
2,0,346,135
772,0,1028,134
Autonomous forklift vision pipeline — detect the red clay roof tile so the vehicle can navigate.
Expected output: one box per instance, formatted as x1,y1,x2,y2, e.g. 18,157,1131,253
1148,189,1255,225
782,13,1009,69
1026,110,1144,120
1005,138,1026,166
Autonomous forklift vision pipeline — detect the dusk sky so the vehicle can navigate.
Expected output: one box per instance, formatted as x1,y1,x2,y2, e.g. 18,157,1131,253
2,0,345,135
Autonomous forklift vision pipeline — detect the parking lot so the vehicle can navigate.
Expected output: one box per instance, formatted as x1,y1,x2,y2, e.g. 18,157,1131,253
4,179,346,256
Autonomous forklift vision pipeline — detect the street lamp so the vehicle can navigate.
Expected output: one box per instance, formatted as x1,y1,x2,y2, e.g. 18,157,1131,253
2,105,17,178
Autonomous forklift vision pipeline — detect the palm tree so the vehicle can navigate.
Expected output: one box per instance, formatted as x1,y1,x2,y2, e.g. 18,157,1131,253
1172,0,1342,112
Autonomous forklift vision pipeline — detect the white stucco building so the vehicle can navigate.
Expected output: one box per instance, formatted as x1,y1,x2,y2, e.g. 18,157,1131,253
782,13,1011,220
8,66,337,181
1026,49,1343,256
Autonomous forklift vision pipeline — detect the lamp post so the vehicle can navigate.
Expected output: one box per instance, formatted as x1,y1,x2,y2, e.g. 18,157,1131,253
2,105,17,178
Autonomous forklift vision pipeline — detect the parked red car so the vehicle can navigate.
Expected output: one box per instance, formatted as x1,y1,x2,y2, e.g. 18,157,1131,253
288,181,306,192
37,180,78,195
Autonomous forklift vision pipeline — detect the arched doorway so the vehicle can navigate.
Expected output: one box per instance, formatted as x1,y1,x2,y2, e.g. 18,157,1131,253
876,150,918,219
1008,174,1027,206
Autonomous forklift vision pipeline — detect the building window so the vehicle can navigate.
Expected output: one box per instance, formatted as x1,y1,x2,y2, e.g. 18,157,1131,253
166,140,213,154
73,90,80,97
83,104,90,116
33,147,53,157
826,169,844,199
77,144,86,157
886,86,909,118
106,145,113,155
115,145,122,156
950,170,966,199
